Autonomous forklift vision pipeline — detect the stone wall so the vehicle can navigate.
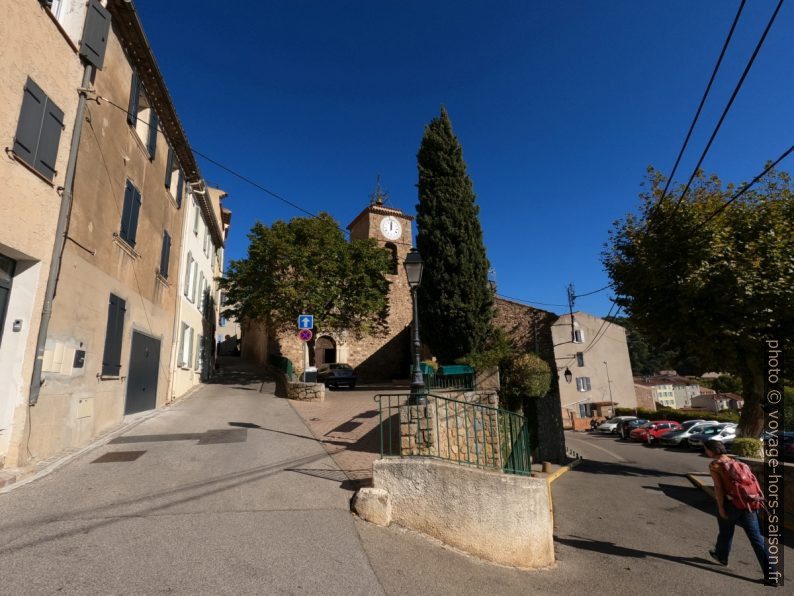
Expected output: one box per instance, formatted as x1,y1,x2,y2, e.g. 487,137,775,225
738,458,793,530
286,382,325,402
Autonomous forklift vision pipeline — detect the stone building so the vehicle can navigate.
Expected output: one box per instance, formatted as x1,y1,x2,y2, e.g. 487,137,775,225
246,199,415,382
1,0,221,468
0,0,87,468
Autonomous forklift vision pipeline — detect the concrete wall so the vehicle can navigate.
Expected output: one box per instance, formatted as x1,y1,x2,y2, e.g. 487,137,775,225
0,0,85,467
371,458,554,569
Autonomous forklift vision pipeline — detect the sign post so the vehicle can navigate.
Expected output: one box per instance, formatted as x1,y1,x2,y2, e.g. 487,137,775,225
298,314,313,381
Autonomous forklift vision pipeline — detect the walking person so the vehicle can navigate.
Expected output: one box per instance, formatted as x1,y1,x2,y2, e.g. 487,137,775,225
705,439,780,586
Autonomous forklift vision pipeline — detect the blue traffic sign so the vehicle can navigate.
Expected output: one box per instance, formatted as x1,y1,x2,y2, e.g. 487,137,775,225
298,314,314,329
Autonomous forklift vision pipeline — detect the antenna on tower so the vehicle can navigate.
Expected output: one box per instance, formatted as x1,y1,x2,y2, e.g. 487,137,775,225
370,174,389,206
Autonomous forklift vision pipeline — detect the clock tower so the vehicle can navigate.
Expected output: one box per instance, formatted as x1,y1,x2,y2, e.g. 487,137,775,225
344,196,414,380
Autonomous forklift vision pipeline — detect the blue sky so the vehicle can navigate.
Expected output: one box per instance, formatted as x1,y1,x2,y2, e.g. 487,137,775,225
135,0,793,316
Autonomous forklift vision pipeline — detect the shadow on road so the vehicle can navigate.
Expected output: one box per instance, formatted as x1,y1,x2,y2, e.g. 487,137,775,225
572,459,686,478
555,535,763,586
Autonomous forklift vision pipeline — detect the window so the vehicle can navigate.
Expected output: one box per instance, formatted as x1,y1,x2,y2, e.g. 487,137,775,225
219,316,227,327
572,329,584,343
119,180,142,247
13,78,64,181
195,334,203,371
576,352,584,367
193,198,201,235
179,322,193,368
384,243,398,274
42,1,63,17
165,147,183,208
158,231,171,279
127,71,158,159
189,261,198,303
578,403,589,418
203,227,209,257
0,255,16,348
183,252,193,297
101,293,126,376
576,377,591,392
198,273,205,312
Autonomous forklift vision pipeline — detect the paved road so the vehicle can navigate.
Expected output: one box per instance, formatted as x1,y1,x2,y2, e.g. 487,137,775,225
1,368,789,595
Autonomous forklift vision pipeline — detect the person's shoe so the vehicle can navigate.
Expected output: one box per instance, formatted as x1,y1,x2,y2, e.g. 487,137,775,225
708,549,727,566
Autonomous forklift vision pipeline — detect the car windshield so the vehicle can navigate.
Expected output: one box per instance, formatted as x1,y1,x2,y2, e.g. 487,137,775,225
640,422,653,428
329,363,352,370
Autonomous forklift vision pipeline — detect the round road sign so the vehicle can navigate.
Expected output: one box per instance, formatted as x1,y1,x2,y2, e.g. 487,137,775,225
298,329,313,342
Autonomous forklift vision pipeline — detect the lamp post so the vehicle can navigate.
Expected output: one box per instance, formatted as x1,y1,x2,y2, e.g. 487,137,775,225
404,248,426,403
603,361,614,417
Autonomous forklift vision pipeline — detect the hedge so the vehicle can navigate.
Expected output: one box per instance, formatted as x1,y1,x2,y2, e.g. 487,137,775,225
732,438,762,458
614,407,740,424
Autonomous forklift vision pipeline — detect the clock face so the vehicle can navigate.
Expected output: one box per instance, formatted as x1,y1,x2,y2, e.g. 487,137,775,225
380,216,402,240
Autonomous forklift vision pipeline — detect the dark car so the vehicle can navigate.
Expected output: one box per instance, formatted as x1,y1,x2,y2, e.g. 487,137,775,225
618,418,649,440
316,363,357,388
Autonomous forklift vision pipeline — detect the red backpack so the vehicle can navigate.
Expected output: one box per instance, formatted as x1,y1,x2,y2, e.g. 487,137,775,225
722,459,764,511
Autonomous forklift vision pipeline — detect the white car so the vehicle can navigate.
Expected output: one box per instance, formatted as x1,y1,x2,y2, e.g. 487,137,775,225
597,416,636,434
687,423,737,449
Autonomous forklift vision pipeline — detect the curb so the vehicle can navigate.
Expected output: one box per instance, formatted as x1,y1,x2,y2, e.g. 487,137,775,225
546,457,583,484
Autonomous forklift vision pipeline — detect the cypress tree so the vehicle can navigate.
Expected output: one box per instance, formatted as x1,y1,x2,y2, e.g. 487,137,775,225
415,107,493,363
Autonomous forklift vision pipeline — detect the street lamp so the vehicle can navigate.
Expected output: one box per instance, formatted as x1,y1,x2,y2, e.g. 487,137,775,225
404,248,426,403
563,367,573,384
603,361,614,417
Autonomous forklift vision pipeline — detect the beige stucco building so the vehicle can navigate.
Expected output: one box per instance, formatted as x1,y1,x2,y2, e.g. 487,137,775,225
0,0,93,468
552,312,636,424
1,0,222,468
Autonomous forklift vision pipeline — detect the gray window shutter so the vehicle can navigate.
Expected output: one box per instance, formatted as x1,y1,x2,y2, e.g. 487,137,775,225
102,293,125,376
184,253,193,296
34,97,65,180
160,231,171,279
147,110,158,159
128,186,142,246
13,79,47,169
120,180,134,242
79,0,111,69
127,72,139,125
165,147,174,188
175,170,183,208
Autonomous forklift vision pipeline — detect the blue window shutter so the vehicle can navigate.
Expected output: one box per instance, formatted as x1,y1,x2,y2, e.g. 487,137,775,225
175,169,183,208
102,293,126,376
165,147,174,188
34,97,65,181
127,72,139,125
120,180,134,242
13,78,47,168
160,231,171,279
147,110,158,159
128,186,142,246
79,0,111,69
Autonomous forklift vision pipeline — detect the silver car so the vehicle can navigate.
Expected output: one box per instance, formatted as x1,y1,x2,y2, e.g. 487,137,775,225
687,423,737,449
659,421,719,447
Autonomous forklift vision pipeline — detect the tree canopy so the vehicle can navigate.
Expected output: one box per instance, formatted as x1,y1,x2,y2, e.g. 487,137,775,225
603,167,794,436
219,213,392,357
415,107,493,363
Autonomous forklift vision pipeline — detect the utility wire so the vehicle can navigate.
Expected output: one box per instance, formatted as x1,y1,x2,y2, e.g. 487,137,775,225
496,294,568,308
584,304,622,355
689,144,794,234
668,0,785,219
93,93,417,248
651,0,746,218
574,284,612,298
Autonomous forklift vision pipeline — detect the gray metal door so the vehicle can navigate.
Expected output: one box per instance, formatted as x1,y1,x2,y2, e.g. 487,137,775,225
0,255,15,348
125,331,160,415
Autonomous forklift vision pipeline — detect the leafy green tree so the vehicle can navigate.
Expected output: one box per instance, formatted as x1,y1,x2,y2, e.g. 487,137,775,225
500,353,552,402
603,167,794,437
219,213,391,363
711,374,742,394
415,107,493,363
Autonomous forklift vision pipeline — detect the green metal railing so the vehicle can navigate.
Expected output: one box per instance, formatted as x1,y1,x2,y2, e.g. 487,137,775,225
375,393,532,476
423,372,476,391
268,354,294,380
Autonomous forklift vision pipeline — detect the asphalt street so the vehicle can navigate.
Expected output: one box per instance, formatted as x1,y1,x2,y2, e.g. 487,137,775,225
0,369,790,595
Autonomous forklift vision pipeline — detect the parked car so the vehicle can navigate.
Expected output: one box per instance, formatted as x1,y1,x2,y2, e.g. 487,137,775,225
618,418,649,440
687,423,737,449
316,363,358,388
659,421,720,447
725,431,794,459
597,416,636,434
629,420,682,444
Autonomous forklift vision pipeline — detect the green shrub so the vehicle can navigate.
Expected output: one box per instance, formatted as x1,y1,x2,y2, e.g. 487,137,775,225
501,352,551,400
421,359,439,373
732,438,762,459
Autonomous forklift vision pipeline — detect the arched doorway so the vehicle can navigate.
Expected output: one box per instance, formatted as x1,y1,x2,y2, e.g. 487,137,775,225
315,335,337,367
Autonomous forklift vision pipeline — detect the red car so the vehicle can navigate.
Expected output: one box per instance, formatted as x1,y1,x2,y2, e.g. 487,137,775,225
629,421,682,445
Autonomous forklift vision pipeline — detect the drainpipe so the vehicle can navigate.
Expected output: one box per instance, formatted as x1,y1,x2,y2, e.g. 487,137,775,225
28,64,95,406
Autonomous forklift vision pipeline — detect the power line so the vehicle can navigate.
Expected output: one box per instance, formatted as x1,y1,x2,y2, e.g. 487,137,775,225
574,284,612,298
668,0,785,219
689,144,794,233
584,304,622,355
496,294,568,308
651,0,746,218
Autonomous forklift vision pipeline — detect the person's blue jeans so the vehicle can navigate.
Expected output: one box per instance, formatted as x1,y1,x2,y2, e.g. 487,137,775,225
715,501,778,579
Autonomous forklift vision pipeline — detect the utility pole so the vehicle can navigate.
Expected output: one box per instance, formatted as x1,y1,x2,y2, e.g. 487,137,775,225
604,360,614,417
566,283,576,341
